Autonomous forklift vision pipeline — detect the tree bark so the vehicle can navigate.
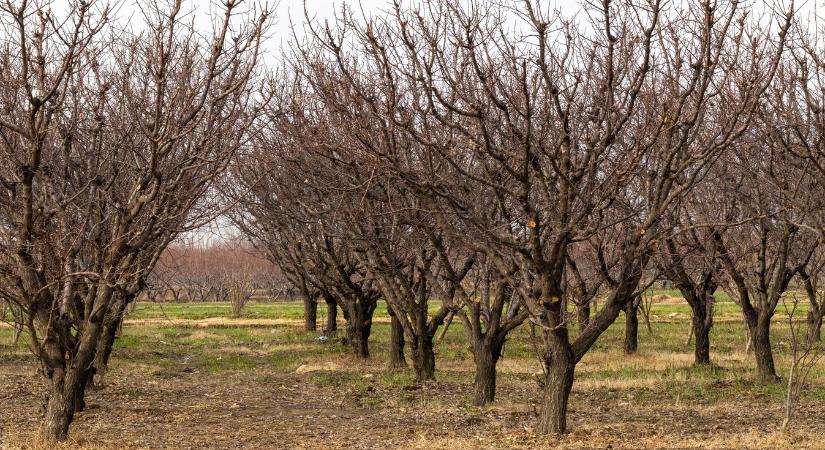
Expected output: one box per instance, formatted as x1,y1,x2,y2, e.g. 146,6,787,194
692,314,711,365
345,318,370,358
41,317,105,442
800,270,822,345
91,314,123,387
537,345,575,434
807,306,823,345
303,293,317,332
624,301,639,355
43,382,75,442
752,314,779,383
410,333,436,381
472,338,503,405
389,309,406,369
70,368,91,414
348,324,370,358
685,291,714,366
344,300,373,358
325,297,337,337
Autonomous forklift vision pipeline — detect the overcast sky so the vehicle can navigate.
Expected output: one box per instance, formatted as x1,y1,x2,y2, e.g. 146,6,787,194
76,0,819,71
97,0,588,63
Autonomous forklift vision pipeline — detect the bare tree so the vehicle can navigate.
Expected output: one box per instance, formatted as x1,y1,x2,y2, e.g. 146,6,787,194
713,104,820,383
565,242,616,332
657,204,722,366
229,88,384,356
453,256,529,405
282,0,793,434
0,0,268,440
207,240,270,317
762,14,825,346
227,163,323,330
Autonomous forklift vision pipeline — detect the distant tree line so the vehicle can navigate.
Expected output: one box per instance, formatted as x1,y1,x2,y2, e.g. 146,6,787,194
144,241,287,311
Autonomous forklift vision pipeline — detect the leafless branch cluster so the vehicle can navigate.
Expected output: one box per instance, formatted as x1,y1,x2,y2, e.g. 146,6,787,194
0,0,270,441
3,0,825,442
227,0,824,436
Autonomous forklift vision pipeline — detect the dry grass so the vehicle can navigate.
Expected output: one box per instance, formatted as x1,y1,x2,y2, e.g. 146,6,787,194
2,300,824,449
122,317,393,329
2,353,824,449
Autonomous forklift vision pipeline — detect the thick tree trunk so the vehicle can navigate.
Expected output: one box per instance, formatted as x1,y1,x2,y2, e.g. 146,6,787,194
685,292,713,366
70,369,92,413
43,382,75,442
94,322,118,377
41,317,105,442
807,307,822,345
389,310,406,369
411,333,436,381
752,315,779,383
325,297,337,337
472,338,503,405
344,301,373,358
346,318,371,358
692,314,711,365
538,346,575,434
304,294,318,332
624,302,639,355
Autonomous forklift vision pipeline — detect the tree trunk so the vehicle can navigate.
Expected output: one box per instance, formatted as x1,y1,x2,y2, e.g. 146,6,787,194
692,314,711,365
70,369,91,413
344,301,373,358
389,310,406,369
325,297,337,337
411,333,436,381
752,315,779,383
91,315,122,387
304,294,318,332
686,293,713,366
346,318,371,358
472,338,503,405
538,346,575,434
41,317,105,442
624,302,639,355
807,307,822,345
42,382,75,442
95,321,118,376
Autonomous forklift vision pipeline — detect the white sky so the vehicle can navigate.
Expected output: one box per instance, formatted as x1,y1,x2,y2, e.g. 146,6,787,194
97,0,585,65
49,1,819,71
256,0,820,67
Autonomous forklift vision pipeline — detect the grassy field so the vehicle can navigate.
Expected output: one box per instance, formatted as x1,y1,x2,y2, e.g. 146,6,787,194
1,294,824,449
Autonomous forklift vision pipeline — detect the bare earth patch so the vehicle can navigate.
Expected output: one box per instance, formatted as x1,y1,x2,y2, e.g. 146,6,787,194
2,352,824,449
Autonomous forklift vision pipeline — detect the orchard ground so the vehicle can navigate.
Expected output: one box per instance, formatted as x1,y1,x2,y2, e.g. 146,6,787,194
1,293,824,449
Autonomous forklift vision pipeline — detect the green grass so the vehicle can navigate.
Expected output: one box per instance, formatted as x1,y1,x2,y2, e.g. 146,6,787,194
2,294,823,407
201,354,256,373
128,300,400,321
